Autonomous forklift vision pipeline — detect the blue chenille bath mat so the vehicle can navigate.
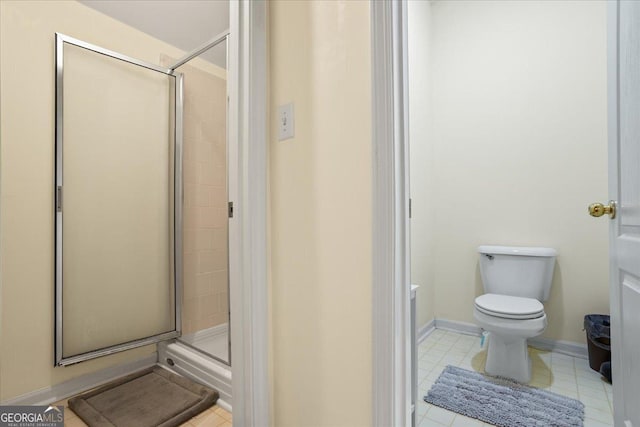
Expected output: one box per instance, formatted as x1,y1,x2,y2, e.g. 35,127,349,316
424,365,585,427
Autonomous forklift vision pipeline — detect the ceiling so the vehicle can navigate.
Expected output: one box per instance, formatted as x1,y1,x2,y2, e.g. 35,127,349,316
80,0,229,68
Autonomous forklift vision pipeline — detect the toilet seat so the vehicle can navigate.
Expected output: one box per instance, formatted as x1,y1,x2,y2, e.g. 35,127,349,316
474,293,544,320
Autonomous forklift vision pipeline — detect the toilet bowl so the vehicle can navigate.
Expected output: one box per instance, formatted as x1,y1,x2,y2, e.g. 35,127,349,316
474,294,547,382
474,245,557,383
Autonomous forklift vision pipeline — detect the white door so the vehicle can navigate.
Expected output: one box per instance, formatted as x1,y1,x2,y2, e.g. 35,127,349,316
606,2,640,426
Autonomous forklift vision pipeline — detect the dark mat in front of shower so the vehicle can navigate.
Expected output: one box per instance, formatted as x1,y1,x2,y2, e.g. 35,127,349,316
68,366,218,427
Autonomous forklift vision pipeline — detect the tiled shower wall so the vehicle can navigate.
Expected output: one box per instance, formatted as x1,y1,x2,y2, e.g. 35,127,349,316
161,54,228,335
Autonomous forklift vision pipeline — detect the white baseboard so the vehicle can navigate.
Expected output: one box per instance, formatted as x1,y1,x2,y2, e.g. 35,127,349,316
528,337,588,359
0,353,158,406
417,319,435,344
419,318,588,360
434,319,482,337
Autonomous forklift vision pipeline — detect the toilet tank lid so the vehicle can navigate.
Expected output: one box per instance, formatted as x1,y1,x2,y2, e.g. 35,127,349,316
478,245,557,257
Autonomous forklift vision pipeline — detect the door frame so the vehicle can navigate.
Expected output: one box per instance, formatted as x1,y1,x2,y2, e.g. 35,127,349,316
371,1,412,426
228,1,269,426
374,2,623,426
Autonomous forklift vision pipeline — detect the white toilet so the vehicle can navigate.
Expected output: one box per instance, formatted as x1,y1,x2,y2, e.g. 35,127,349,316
474,245,557,383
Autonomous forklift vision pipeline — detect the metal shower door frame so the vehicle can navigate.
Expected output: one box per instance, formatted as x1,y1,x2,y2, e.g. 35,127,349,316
166,32,233,367
54,33,184,367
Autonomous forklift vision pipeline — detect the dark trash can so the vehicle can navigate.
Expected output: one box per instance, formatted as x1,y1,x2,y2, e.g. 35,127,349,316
600,361,612,383
584,314,611,373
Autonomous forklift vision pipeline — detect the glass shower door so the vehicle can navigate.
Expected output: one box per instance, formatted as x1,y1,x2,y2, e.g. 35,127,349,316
161,37,231,365
55,34,183,366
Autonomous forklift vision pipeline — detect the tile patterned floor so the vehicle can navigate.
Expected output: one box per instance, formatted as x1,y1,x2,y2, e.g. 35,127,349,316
55,397,232,427
416,329,613,427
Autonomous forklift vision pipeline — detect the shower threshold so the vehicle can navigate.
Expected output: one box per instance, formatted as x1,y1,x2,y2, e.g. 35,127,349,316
158,340,232,412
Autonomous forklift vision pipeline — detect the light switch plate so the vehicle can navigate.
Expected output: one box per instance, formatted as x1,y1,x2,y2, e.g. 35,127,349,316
278,103,294,141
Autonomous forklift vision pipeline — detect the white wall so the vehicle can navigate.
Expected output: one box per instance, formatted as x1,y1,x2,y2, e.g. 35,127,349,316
269,1,372,425
410,0,610,343
408,0,435,330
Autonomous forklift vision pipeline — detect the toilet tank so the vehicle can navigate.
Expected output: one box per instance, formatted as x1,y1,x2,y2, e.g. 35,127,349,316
478,245,557,301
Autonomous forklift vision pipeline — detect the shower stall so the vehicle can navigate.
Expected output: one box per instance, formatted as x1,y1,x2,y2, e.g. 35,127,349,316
54,28,233,408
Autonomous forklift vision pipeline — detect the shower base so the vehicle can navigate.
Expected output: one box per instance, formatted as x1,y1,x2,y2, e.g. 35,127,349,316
158,340,232,412
179,324,229,362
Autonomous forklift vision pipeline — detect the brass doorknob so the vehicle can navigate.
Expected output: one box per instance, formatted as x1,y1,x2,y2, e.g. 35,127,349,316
588,201,616,219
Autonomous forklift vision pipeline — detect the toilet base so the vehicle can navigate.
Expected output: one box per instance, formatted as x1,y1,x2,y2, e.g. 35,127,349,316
484,332,532,383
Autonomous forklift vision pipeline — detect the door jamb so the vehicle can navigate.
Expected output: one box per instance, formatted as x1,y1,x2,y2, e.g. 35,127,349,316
371,1,411,426
229,1,269,426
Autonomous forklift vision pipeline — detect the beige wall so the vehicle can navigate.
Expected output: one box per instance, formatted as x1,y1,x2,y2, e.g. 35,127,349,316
409,0,610,343
0,0,214,401
269,1,372,425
